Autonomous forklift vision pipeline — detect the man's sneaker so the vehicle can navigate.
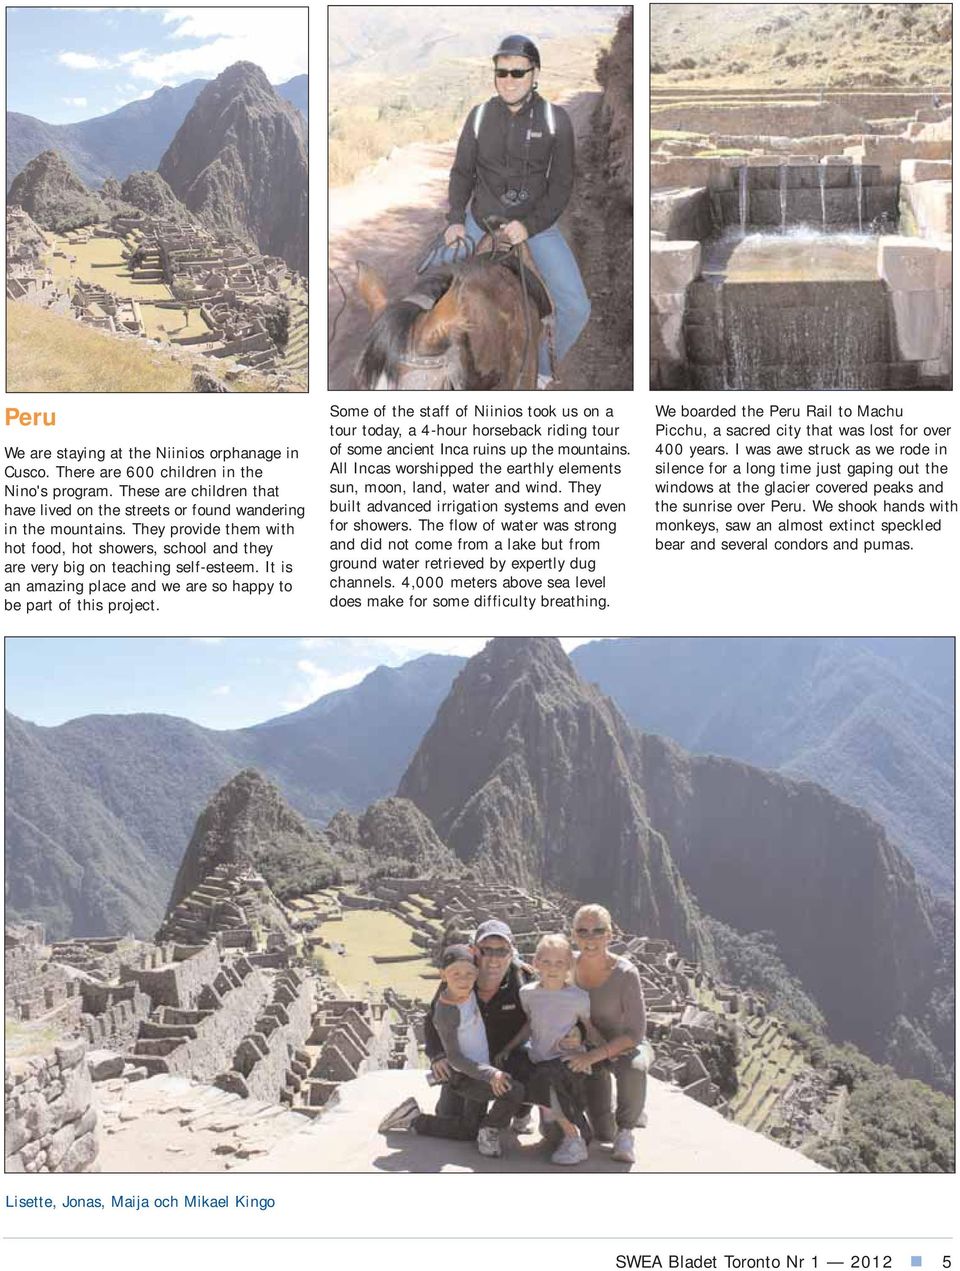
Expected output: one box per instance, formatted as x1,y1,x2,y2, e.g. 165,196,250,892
377,1096,420,1134
551,1133,589,1166
537,374,554,390
477,1127,502,1158
611,1128,636,1163
512,1111,535,1134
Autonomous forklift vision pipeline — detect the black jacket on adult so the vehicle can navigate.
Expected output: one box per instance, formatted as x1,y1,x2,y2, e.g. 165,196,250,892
424,962,531,1063
447,91,574,239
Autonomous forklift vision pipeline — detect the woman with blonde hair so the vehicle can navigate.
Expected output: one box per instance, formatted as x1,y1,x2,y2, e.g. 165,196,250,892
565,902,651,1165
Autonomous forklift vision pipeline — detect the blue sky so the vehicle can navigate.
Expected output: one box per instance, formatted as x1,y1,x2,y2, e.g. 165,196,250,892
6,7,308,124
4,637,598,730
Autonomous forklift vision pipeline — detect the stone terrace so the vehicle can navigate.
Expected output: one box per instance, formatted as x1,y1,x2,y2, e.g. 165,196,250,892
4,873,830,1170
112,211,295,376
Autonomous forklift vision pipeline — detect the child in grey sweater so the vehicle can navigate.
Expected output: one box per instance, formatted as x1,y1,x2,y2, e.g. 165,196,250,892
377,944,525,1158
499,934,606,1166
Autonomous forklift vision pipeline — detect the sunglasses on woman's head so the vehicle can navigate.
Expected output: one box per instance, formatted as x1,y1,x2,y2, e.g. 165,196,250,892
495,67,533,79
575,926,609,937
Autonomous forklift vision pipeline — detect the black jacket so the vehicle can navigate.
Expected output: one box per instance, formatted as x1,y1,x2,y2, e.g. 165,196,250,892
424,962,531,1064
447,92,574,239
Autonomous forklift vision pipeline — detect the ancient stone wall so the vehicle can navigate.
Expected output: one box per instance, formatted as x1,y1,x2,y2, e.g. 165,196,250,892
125,939,221,1008
4,1040,98,1173
216,970,314,1103
79,981,151,1051
879,235,952,388
5,924,82,1022
651,240,701,389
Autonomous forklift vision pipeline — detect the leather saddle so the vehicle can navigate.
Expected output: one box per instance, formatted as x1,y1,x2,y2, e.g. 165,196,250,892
475,234,554,318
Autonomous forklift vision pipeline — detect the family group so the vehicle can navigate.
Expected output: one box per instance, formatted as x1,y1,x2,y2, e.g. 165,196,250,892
378,904,651,1166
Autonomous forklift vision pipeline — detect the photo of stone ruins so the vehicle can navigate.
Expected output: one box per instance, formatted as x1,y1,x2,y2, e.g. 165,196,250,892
651,3,952,389
6,23,307,392
5,638,954,1173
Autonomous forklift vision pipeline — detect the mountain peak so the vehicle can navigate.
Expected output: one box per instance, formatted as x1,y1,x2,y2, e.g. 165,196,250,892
398,639,708,957
7,149,108,230
158,59,307,273
167,768,337,910
219,60,272,85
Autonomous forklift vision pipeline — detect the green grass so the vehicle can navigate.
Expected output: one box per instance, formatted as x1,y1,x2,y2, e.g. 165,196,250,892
651,129,708,141
7,302,195,392
5,1018,65,1060
48,233,173,301
313,908,436,1001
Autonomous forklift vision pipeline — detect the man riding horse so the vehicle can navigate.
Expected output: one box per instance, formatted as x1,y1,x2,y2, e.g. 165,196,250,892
441,34,591,388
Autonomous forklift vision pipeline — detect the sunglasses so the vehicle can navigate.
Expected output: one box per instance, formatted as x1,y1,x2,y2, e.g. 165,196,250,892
478,945,511,956
495,68,533,79
574,926,610,937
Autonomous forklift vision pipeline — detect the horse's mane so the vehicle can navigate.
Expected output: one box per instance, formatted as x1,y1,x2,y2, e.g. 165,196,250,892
355,270,454,389
355,255,548,389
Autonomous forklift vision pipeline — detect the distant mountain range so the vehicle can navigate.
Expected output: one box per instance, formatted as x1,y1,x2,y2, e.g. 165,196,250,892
5,639,953,939
6,74,307,191
4,654,458,937
570,638,954,893
329,5,622,75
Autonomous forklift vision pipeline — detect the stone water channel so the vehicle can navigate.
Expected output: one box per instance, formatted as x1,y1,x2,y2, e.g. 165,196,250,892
651,158,952,391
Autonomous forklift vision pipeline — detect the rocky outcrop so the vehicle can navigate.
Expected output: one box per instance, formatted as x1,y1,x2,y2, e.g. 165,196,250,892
5,1039,98,1173
120,170,192,221
596,6,633,200
167,770,340,909
7,150,108,231
326,796,461,878
636,734,941,1061
159,62,307,274
398,637,709,960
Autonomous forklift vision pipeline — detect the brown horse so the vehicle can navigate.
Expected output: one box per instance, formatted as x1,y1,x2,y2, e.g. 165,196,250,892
354,252,549,390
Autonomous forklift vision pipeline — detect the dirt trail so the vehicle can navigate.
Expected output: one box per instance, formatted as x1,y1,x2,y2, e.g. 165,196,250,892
327,91,631,390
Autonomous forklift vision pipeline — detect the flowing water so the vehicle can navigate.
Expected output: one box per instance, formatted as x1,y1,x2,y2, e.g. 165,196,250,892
818,165,827,232
854,165,864,233
779,164,788,234
702,233,889,389
738,165,749,236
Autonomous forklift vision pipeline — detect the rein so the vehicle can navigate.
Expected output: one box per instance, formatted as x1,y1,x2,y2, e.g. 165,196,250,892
328,267,347,347
415,218,537,390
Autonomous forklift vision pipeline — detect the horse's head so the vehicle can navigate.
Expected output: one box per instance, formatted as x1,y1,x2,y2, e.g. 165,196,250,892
354,262,464,389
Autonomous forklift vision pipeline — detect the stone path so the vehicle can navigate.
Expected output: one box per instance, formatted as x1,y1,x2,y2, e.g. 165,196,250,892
95,1075,319,1172
239,1069,827,1173
93,1065,827,1174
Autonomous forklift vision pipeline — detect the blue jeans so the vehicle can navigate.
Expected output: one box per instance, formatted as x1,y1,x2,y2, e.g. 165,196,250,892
441,206,591,377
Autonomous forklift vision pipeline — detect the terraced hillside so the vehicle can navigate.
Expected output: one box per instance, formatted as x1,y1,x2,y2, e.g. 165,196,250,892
652,3,952,89
280,284,308,383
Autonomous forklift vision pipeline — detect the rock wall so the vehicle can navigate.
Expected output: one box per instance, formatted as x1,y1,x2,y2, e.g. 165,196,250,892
651,240,701,389
5,1040,98,1173
637,738,940,1059
596,8,633,200
879,234,952,388
124,939,222,1007
216,969,313,1102
5,923,82,1022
